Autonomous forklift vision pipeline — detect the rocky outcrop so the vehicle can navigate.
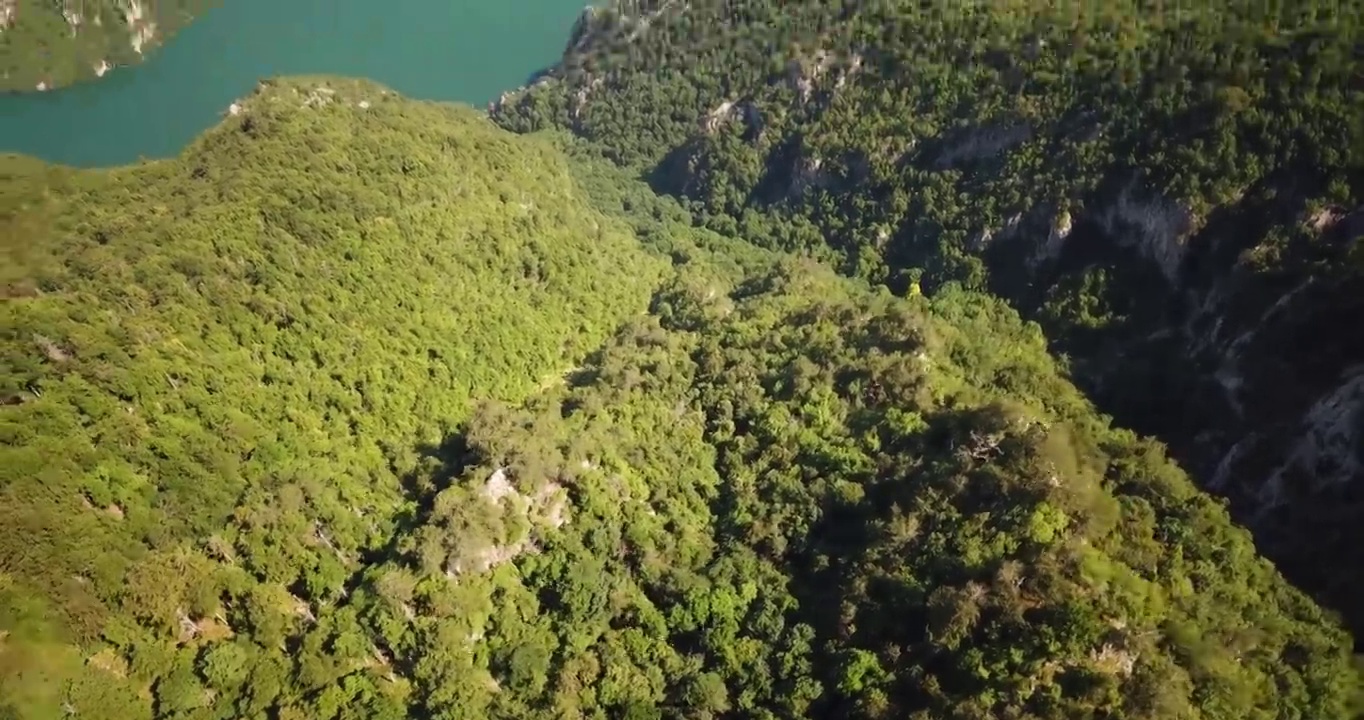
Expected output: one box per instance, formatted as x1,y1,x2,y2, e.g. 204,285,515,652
1090,199,1362,634
945,173,1364,636
222,78,393,119
120,0,156,55
1098,181,1196,285
979,179,1192,284
701,99,763,138
786,50,834,103
1038,209,1073,266
785,48,866,104
1256,366,1364,505
62,3,82,35
932,122,1035,170
1310,204,1364,238
441,467,569,577
787,153,833,200
569,76,604,126
565,0,687,56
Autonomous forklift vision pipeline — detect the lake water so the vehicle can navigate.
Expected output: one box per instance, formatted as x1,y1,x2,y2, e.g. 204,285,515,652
0,0,585,168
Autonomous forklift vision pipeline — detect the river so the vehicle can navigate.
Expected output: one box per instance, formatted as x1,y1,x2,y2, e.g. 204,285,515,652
0,0,585,168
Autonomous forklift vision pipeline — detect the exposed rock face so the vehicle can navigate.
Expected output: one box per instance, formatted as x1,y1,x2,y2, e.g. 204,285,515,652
785,48,865,104
788,154,831,200
697,99,765,147
786,50,834,103
933,122,1035,170
565,0,686,56
936,177,1362,640
569,76,604,125
1186,266,1364,618
487,72,554,115
1032,209,1074,268
1098,181,1196,285
1311,204,1364,238
442,467,570,577
565,4,612,55
982,181,1364,550
223,78,391,118
1028,193,1364,634
62,4,82,35
120,0,157,55
702,101,739,133
301,85,337,109
891,159,1361,639
1254,366,1364,504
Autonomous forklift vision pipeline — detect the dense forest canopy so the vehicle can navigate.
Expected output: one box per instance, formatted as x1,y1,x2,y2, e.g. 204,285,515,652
0,0,211,91
491,0,1364,640
1,73,1361,719
2,2,1363,720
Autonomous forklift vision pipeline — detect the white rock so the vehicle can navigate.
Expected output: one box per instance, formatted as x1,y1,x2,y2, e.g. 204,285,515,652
121,0,156,54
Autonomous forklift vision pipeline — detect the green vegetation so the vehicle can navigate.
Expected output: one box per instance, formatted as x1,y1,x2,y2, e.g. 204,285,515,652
501,0,1363,259
492,0,1364,637
336,252,1360,720
0,0,212,91
3,1,1364,717
0,76,665,717
0,73,1360,719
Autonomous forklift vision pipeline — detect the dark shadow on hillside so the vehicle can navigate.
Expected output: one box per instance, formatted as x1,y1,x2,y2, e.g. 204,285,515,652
352,431,480,572
745,403,1040,715
976,171,1364,648
407,433,477,498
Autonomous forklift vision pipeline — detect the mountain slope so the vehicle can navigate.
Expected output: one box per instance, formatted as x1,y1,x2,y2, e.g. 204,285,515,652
0,74,1360,719
491,0,1364,637
0,76,665,718
344,254,1359,719
0,0,210,91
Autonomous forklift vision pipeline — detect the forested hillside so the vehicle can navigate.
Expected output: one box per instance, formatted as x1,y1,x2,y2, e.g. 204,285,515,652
491,0,1364,637
0,73,1361,719
0,0,211,91
0,76,665,717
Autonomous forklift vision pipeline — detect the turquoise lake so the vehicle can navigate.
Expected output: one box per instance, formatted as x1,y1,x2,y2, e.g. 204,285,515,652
0,0,585,168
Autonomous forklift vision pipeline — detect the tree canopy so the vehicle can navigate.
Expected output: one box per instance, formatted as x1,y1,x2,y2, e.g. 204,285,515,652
492,0,1364,639
1,7,1362,720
